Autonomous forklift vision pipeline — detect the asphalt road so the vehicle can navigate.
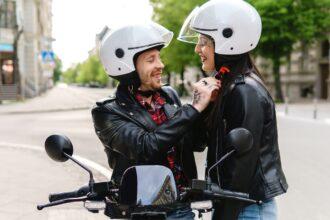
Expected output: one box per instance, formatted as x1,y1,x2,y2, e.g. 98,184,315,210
1,108,329,219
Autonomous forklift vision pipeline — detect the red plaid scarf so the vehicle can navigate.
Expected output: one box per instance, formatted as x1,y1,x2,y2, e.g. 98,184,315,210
135,91,188,189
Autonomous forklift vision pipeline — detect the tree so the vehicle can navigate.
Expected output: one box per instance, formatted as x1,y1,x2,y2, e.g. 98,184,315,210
248,0,297,102
76,55,108,86
62,64,80,84
62,56,108,86
294,0,330,71
150,0,207,96
248,0,330,102
53,56,62,83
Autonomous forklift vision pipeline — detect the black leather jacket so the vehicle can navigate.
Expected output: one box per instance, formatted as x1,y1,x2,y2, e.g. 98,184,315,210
210,72,288,219
92,85,205,185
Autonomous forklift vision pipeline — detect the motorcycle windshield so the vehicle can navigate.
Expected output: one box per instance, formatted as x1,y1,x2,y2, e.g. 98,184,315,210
177,7,200,44
136,165,177,205
149,21,174,48
120,165,177,206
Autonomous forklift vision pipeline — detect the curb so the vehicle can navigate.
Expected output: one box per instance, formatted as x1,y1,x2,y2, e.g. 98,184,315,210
277,111,330,125
0,106,91,115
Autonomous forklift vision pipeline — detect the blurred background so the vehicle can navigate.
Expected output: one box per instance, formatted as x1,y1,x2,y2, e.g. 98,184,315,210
0,0,329,219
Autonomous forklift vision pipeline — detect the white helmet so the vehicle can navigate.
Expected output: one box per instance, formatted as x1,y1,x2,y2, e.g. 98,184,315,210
178,0,262,55
100,22,173,80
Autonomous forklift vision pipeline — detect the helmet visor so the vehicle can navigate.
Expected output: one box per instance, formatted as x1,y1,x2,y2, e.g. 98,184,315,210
149,21,174,47
177,7,200,44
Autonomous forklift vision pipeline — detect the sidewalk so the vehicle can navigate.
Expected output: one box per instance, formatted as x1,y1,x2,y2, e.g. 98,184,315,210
0,84,114,115
276,101,330,122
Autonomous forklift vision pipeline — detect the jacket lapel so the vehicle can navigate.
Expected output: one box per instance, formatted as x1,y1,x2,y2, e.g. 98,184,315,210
131,106,157,131
163,103,178,119
114,86,178,131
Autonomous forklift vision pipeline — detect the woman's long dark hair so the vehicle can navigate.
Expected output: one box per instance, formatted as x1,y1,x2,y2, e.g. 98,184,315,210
205,53,264,132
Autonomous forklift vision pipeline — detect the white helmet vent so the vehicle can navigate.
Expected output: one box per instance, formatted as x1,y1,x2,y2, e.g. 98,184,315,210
115,48,125,58
222,28,233,38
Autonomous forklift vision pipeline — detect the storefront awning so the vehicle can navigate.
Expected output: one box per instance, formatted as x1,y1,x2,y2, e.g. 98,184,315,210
0,43,14,52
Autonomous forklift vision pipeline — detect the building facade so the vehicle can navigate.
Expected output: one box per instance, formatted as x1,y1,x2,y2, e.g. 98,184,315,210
0,0,54,100
257,37,330,102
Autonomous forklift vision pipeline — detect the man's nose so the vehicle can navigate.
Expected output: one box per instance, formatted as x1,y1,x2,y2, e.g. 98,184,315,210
157,58,165,69
195,44,201,53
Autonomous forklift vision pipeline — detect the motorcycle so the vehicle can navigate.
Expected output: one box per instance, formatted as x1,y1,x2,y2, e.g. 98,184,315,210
37,128,261,219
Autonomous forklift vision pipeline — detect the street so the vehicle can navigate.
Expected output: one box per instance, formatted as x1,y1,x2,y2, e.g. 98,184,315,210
1,86,330,219
276,116,330,220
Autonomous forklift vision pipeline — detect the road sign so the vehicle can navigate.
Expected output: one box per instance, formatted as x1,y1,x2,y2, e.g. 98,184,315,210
41,50,55,63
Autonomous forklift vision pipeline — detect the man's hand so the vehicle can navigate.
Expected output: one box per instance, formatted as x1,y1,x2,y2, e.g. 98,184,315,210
192,77,221,112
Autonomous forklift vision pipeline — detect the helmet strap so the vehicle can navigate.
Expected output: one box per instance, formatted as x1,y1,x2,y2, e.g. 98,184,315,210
214,53,249,80
136,89,156,98
128,85,134,94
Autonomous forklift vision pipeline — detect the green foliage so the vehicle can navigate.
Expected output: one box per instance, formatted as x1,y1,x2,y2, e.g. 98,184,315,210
248,0,297,60
61,56,109,86
76,56,108,85
53,56,62,83
150,0,207,95
293,0,330,44
248,0,330,59
62,64,80,84
247,0,330,101
150,0,207,74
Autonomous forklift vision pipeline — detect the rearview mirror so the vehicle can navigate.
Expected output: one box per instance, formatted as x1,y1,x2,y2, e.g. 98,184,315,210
44,135,73,162
226,128,253,155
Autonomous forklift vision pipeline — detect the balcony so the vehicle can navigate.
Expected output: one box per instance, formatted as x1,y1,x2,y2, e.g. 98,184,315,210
0,0,17,29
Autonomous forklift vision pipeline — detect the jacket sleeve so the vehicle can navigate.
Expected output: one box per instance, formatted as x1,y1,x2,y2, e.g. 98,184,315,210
223,83,265,192
92,104,200,163
186,114,208,152
163,85,207,152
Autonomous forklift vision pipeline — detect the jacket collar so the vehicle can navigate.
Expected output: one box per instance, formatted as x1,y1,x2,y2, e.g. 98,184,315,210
114,85,177,131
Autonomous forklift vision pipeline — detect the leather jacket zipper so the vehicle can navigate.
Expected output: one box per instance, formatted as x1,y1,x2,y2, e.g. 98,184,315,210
215,128,221,186
223,119,227,134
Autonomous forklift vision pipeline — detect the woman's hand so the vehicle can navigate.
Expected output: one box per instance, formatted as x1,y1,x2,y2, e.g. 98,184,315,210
192,77,221,112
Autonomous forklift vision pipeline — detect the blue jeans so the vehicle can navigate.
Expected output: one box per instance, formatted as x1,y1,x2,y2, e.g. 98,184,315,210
166,207,195,220
238,199,277,220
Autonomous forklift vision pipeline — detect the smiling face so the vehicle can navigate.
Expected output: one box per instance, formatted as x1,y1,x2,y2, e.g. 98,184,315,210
136,48,164,91
195,34,216,73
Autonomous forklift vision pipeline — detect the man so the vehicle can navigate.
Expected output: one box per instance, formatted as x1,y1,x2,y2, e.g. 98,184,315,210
92,22,220,219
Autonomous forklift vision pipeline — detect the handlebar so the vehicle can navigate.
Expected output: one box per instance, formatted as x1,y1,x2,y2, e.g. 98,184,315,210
49,185,90,202
182,179,262,205
203,190,261,204
37,197,88,210
210,184,249,199
38,181,119,211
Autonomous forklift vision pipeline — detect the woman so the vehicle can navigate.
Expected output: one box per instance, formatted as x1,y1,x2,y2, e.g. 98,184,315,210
178,1,288,219
93,22,220,219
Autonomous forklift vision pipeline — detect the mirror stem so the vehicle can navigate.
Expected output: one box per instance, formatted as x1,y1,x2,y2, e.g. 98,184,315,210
207,149,235,184
63,152,95,189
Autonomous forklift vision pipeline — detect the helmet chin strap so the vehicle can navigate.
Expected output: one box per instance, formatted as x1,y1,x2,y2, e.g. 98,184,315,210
213,53,249,80
117,71,141,94
136,89,157,98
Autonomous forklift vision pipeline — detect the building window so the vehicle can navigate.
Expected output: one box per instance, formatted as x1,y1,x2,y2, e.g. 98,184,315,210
0,0,17,29
321,40,329,58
